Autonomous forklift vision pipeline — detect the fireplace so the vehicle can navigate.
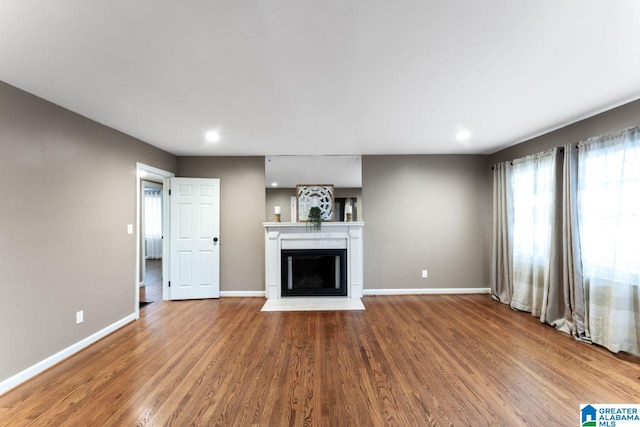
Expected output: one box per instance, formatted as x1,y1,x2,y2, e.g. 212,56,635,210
281,249,347,297
263,222,364,299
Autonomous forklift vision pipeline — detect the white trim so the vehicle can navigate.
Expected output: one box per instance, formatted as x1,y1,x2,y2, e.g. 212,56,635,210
363,288,491,296
222,289,491,297
161,176,171,301
0,313,136,396
137,163,174,179
263,222,365,300
220,291,266,297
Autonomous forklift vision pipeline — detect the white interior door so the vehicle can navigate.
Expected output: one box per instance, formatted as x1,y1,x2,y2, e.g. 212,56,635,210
169,178,220,300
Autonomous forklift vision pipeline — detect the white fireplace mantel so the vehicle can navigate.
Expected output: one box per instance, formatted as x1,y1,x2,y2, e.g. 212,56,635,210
263,222,364,299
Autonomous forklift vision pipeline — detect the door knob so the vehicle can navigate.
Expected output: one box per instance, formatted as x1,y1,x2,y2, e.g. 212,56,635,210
213,237,219,243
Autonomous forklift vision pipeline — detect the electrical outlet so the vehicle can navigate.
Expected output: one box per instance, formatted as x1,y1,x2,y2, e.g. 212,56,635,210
76,310,84,324
421,270,428,278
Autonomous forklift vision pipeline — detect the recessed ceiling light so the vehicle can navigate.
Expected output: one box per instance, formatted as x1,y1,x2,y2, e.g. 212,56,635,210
205,130,221,143
456,129,471,141
271,182,278,187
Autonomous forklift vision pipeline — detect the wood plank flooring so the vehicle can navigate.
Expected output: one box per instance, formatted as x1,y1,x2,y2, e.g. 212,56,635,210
2,295,640,426
140,259,162,303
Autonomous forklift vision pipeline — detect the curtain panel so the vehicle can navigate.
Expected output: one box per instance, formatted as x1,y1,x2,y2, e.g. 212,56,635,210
491,162,513,303
561,143,589,341
577,127,640,354
510,149,559,319
491,148,586,337
492,126,640,356
144,189,163,259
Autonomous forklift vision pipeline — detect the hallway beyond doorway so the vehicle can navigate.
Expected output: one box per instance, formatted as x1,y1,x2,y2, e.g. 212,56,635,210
140,259,162,303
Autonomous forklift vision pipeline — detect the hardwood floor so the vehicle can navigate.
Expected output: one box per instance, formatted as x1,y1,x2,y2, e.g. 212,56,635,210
2,295,640,426
140,259,162,303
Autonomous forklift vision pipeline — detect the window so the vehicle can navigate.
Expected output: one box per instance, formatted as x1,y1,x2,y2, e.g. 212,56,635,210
144,189,163,259
511,152,555,266
578,134,640,284
144,190,162,239
508,149,557,314
492,127,640,355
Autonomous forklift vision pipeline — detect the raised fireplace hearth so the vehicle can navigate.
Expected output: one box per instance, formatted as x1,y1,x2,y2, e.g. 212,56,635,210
263,222,364,299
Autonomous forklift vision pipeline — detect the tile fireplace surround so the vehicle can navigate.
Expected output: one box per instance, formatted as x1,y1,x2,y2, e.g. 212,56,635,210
263,222,364,299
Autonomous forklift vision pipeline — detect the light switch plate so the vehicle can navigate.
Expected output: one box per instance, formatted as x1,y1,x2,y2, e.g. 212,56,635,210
127,224,133,234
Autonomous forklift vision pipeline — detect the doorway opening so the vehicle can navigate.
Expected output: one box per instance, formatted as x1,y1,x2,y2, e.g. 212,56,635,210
136,163,174,319
140,181,163,307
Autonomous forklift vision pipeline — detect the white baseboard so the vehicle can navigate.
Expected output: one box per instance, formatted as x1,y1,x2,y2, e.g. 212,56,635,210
363,288,491,296
220,289,490,297
220,291,266,297
0,313,136,396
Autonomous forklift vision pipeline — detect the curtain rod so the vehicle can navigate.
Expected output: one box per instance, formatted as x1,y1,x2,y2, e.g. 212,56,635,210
491,146,574,170
491,125,639,170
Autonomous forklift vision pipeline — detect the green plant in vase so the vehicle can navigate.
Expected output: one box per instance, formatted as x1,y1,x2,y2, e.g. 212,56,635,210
307,206,322,232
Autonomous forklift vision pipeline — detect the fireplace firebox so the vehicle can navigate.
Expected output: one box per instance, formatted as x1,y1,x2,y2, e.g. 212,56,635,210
281,249,347,297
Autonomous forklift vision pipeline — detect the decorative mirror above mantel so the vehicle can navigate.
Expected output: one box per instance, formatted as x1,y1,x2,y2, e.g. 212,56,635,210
265,155,361,188
265,155,363,222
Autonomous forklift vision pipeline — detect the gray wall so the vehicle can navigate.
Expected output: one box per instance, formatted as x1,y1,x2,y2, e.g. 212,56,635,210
490,98,640,164
177,157,265,293
178,154,491,295
0,81,176,382
362,155,491,290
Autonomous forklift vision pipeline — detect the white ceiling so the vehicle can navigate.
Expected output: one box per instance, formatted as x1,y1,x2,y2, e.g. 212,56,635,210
1,1,640,156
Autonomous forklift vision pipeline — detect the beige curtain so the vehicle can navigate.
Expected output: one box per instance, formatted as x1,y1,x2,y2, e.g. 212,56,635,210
492,148,578,334
144,189,163,259
491,162,514,303
560,143,589,340
539,149,566,328
577,127,640,355
492,128,640,356
509,149,564,320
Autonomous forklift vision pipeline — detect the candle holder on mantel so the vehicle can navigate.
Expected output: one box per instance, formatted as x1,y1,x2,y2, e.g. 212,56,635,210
346,213,352,222
274,213,281,223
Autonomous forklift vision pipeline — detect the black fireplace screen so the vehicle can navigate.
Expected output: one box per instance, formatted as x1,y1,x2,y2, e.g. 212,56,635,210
281,249,347,296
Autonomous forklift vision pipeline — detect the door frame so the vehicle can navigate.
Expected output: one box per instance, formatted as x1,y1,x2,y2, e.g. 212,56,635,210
136,163,174,319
